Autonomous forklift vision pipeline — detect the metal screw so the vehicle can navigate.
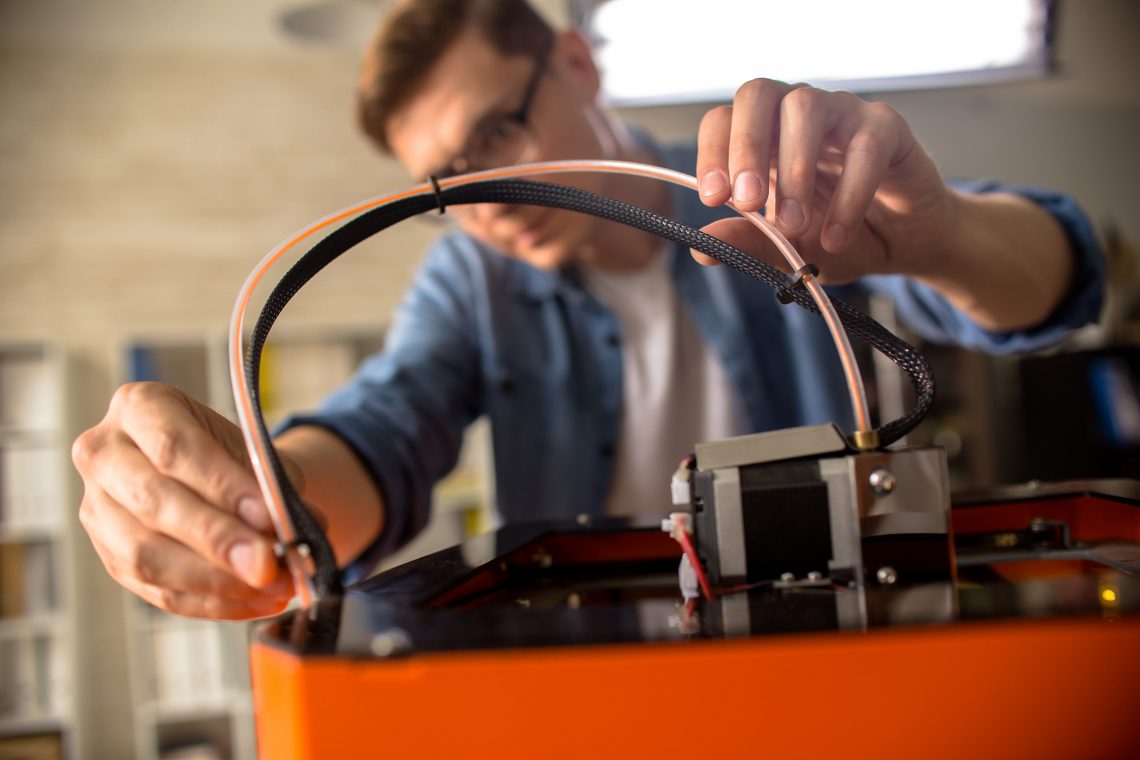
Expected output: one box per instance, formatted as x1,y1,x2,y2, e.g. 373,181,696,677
274,540,312,560
576,513,592,527
869,468,896,495
876,566,898,585
779,572,795,582
807,571,823,581
370,628,413,658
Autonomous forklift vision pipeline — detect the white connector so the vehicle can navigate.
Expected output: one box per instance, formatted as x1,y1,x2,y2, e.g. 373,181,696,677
677,553,700,600
661,511,692,541
670,463,692,506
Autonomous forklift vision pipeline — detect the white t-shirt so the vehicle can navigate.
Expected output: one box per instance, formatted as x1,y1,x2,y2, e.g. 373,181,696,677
580,248,748,519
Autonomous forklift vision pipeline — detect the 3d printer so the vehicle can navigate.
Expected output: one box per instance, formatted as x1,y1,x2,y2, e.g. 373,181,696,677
229,164,1140,759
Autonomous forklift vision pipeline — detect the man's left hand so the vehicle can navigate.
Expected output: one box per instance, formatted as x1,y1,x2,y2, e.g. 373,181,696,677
692,78,952,283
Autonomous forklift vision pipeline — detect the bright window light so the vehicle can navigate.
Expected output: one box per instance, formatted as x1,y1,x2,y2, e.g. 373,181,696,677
585,0,1052,106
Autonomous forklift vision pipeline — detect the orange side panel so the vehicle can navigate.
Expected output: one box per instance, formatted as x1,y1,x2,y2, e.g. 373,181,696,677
251,615,1140,760
952,496,1140,543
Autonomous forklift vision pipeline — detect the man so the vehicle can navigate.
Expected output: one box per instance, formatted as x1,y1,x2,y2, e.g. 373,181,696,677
73,0,1103,619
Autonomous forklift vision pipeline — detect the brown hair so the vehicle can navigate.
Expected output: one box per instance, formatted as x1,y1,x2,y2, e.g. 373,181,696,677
357,0,555,153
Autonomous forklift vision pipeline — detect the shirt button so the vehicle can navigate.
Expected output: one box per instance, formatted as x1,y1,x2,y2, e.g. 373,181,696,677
599,442,615,458
606,333,620,347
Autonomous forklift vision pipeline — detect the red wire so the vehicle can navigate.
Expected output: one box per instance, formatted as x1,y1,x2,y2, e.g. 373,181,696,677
676,528,715,600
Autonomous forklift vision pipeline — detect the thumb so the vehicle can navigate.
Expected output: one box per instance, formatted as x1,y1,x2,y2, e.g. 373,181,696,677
690,217,791,273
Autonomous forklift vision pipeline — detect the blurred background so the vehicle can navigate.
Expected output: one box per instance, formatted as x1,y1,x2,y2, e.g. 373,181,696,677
0,0,1137,757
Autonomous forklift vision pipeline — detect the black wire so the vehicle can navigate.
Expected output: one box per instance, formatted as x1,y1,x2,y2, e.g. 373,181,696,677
245,178,935,596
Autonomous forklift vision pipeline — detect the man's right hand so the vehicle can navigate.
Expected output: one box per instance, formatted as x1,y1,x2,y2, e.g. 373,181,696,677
72,382,294,619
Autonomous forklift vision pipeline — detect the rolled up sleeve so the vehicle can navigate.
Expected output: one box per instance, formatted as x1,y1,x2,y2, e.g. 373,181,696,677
863,181,1105,354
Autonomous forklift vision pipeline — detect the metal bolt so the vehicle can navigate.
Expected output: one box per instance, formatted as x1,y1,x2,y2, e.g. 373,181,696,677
876,566,898,585
370,628,413,658
869,468,896,495
576,513,592,527
807,571,823,581
779,572,795,582
276,541,312,560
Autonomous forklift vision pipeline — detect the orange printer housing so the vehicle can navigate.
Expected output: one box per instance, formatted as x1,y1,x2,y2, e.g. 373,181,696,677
250,485,1140,759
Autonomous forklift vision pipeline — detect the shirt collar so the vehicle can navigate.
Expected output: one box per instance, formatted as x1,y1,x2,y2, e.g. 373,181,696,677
505,254,569,302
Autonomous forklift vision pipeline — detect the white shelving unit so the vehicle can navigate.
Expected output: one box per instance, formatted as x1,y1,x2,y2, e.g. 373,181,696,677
119,329,493,759
124,602,257,760
0,344,81,760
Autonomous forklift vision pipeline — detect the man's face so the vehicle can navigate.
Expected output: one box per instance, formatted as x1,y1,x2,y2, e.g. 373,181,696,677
385,29,613,270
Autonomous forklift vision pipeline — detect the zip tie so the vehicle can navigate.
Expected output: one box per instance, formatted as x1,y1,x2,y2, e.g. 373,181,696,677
428,175,446,215
777,263,820,304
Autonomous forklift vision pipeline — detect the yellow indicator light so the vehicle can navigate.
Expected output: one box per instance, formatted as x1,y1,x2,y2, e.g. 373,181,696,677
1100,588,1118,604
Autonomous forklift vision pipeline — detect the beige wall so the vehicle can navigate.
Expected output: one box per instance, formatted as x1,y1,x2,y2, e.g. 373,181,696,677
1,1,1137,756
0,1,431,346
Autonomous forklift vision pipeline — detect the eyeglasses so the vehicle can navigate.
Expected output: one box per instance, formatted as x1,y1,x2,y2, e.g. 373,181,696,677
429,43,550,181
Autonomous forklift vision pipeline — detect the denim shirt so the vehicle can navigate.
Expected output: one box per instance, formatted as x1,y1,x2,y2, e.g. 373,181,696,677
284,142,1105,583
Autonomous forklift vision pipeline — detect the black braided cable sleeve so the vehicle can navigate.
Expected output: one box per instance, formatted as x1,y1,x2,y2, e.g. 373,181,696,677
246,179,935,594
245,194,440,598
436,180,935,445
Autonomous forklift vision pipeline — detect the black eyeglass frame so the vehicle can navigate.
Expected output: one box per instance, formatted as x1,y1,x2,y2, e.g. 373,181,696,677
428,40,553,181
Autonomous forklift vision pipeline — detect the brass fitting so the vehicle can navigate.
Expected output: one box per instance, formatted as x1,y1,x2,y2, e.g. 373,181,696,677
851,429,880,451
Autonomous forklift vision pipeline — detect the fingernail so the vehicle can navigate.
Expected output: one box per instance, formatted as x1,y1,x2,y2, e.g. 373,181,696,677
778,199,804,231
238,497,273,533
229,541,268,587
823,223,847,251
732,172,763,205
700,170,728,198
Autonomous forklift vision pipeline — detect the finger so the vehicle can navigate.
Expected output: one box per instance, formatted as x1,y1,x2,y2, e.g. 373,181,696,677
112,383,272,532
774,87,834,238
820,102,904,253
728,78,793,211
688,249,721,267
695,105,733,205
82,484,292,600
96,434,280,588
696,218,789,272
124,575,291,620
